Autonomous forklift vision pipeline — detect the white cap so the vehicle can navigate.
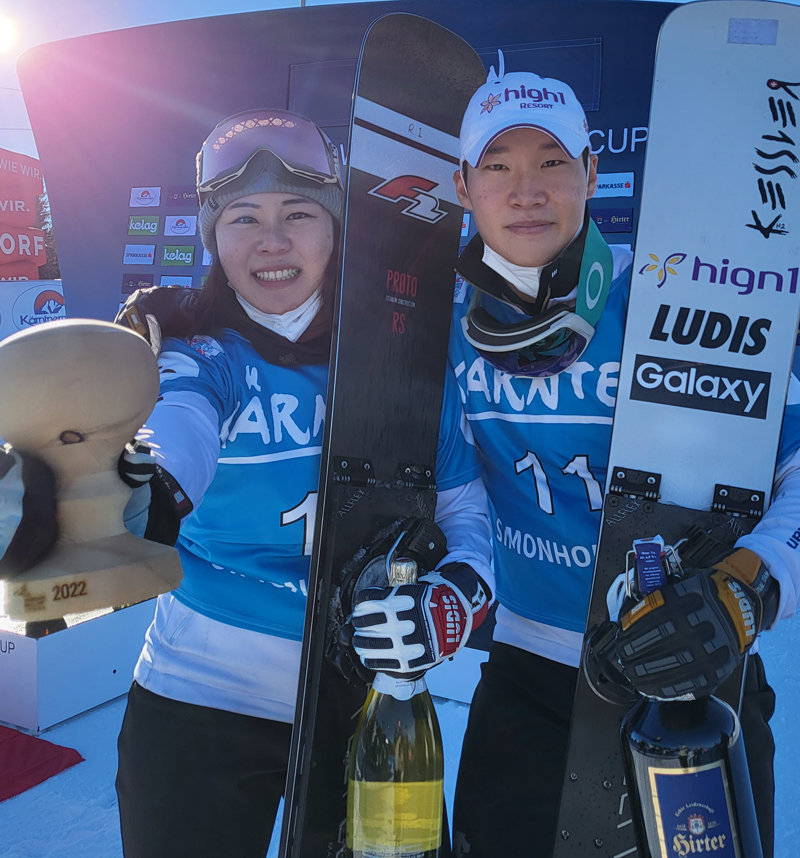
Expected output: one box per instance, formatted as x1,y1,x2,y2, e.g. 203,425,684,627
459,52,590,167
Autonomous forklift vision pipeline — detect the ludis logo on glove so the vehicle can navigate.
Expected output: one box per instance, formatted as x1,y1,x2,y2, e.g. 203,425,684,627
716,574,757,649
161,245,195,266
630,354,770,419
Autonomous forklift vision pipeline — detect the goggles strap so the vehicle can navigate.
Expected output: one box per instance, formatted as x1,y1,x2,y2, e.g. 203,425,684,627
574,218,613,328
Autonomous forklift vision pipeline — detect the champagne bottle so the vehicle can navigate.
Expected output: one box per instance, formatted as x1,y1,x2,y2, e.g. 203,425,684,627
346,558,445,858
621,694,763,858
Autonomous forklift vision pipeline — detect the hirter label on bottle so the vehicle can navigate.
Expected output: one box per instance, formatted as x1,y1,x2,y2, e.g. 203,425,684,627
648,759,741,856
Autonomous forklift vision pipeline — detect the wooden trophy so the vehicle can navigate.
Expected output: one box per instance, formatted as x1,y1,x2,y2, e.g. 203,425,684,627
0,318,183,620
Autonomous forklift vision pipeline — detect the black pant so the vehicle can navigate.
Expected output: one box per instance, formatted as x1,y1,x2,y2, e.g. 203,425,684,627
452,643,776,858
737,651,777,858
116,682,291,858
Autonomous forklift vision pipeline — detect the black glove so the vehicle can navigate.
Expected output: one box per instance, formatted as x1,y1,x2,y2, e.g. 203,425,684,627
115,285,199,353
0,444,58,575
614,548,779,699
119,440,193,546
351,562,490,674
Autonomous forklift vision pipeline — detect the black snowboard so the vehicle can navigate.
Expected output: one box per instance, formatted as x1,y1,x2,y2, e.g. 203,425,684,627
279,15,484,858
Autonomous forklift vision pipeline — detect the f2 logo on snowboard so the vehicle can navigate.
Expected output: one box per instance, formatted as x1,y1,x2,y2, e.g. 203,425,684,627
369,175,447,223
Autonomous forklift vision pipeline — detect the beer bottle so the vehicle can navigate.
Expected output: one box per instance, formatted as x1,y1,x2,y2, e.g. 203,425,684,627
621,693,762,858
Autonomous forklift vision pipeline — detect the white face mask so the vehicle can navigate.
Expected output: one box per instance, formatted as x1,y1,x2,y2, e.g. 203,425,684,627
481,243,544,300
234,288,322,342
480,218,586,304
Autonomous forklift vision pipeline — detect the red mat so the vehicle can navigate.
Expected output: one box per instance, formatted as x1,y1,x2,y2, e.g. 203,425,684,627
0,725,84,801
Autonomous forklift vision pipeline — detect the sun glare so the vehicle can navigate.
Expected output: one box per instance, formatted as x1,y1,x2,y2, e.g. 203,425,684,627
0,14,17,55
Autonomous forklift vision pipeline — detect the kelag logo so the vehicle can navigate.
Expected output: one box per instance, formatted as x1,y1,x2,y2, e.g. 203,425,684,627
162,245,194,266
631,354,769,419
128,215,159,235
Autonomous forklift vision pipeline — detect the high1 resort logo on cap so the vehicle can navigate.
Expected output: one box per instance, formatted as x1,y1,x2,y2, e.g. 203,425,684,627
459,52,590,167
479,83,571,115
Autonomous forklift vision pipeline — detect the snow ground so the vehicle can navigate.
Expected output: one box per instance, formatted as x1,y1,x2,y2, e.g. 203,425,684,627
1,615,798,858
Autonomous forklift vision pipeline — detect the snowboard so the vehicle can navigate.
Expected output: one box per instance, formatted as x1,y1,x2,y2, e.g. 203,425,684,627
553,2,800,855
279,15,484,858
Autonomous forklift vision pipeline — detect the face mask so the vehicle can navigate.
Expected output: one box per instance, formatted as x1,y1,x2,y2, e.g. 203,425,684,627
235,289,322,343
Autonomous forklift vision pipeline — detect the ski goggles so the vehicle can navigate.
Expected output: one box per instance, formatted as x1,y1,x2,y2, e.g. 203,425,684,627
461,301,596,377
196,109,342,205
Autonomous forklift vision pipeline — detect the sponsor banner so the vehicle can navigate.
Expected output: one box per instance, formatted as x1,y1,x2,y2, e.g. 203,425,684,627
201,247,212,267
164,215,197,236
630,353,770,419
594,172,635,198
128,214,160,235
0,261,39,281
122,272,154,294
162,244,195,266
129,186,161,207
0,187,37,228
0,147,44,196
166,185,199,207
591,207,633,233
0,280,66,340
461,211,471,238
123,244,156,265
0,223,46,266
160,275,193,287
